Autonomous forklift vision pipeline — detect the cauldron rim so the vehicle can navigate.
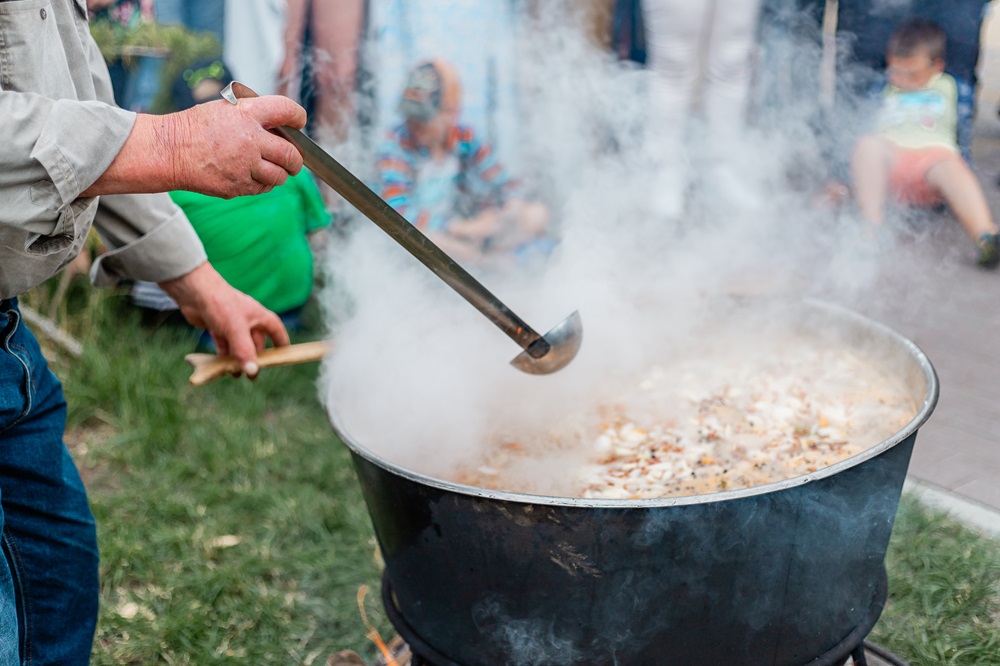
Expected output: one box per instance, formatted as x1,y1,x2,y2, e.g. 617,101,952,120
328,299,939,509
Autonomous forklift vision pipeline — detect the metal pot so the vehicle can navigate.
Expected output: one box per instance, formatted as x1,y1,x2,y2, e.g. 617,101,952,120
329,300,938,666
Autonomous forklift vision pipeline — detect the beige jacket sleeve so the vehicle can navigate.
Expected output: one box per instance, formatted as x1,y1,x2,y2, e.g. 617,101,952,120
80,3,207,286
81,13,207,287
0,0,205,297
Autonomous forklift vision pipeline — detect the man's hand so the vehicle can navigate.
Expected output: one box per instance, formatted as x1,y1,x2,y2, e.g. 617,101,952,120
158,262,290,378
165,97,306,197
83,96,307,199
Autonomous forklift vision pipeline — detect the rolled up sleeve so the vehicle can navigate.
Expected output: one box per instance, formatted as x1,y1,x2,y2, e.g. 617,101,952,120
32,98,136,212
0,92,134,235
0,0,208,298
90,192,208,286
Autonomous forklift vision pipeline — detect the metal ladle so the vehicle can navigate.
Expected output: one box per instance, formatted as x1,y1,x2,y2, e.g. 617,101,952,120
220,82,582,376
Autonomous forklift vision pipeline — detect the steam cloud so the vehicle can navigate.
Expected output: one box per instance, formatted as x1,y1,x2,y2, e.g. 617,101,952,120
319,3,951,478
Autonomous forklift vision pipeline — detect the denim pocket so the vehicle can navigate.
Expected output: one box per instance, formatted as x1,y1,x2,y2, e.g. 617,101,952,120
0,307,31,434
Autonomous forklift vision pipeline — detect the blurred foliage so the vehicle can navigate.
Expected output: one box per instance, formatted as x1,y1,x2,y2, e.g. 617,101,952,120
89,19,221,113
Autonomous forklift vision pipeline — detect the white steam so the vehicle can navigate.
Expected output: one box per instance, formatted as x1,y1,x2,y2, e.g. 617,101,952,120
318,3,955,478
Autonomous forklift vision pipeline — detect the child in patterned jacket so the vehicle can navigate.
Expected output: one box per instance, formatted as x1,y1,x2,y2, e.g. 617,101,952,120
374,60,551,266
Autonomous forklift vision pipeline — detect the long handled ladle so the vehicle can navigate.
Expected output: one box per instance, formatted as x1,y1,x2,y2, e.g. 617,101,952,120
185,83,582,385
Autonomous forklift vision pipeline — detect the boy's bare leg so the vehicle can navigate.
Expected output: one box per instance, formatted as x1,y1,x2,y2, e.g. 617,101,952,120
515,201,549,238
851,135,896,227
279,0,364,213
447,209,502,245
925,157,999,241
487,200,549,252
426,230,487,263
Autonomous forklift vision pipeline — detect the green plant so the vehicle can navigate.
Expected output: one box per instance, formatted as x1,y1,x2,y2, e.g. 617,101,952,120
89,19,222,113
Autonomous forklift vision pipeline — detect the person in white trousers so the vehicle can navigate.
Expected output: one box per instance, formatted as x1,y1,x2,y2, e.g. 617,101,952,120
224,0,287,96
643,0,765,217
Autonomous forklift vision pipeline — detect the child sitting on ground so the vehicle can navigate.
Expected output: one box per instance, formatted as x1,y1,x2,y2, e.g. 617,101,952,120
374,59,551,267
851,18,1000,267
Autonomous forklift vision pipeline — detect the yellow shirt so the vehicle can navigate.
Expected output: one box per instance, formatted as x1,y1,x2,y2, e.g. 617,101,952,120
877,72,959,152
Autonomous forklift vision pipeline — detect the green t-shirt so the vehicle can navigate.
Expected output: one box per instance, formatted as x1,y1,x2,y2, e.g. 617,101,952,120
169,169,331,314
876,72,958,152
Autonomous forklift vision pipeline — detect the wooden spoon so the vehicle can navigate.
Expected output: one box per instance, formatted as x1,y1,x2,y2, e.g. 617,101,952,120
185,340,332,386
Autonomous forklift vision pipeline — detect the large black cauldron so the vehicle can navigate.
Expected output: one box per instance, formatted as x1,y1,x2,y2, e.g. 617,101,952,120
329,301,938,666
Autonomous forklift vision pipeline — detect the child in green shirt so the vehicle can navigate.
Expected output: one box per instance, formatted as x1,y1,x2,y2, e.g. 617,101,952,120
130,60,331,341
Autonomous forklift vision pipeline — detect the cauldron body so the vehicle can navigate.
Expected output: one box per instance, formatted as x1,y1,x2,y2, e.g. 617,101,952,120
331,302,938,666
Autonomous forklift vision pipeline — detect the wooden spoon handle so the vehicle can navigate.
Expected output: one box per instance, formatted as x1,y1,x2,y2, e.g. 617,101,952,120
185,340,333,386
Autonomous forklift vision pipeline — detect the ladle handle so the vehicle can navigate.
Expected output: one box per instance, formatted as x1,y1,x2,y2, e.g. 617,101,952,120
223,82,548,357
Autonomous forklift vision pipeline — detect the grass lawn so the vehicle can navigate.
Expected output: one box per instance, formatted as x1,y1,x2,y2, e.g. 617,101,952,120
872,496,1000,664
21,283,1000,665
32,285,389,665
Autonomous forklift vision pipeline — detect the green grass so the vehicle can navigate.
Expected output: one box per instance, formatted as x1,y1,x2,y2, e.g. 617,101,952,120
30,286,388,665
872,495,1000,664
21,283,1000,665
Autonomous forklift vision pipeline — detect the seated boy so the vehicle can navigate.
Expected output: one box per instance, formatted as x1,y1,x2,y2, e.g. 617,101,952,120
851,18,1000,267
374,60,550,266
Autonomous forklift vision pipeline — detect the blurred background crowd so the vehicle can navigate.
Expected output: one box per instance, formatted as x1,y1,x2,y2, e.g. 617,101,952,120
82,0,1000,344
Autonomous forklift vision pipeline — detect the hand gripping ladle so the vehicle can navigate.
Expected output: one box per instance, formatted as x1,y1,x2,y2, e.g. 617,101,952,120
218,82,582,376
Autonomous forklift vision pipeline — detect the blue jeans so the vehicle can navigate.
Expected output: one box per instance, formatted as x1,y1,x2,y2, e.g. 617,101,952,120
0,299,98,664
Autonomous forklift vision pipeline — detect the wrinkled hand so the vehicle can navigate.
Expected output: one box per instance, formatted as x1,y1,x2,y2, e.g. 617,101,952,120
158,262,289,378
82,95,307,199
166,97,306,198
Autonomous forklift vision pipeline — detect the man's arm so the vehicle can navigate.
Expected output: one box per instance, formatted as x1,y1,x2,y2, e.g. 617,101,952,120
461,128,522,205
375,138,428,226
88,95,306,376
82,96,306,199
